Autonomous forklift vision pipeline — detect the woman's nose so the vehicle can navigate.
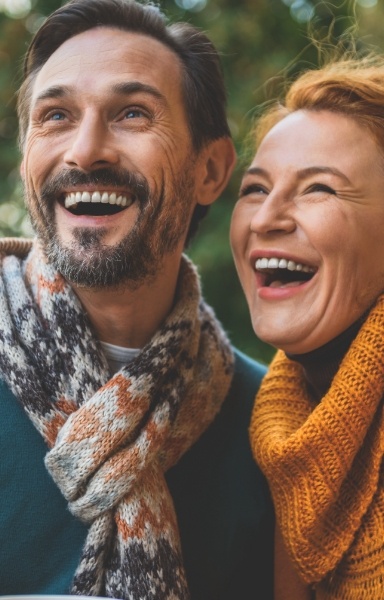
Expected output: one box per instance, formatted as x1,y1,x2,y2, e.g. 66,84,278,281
250,193,296,236
63,113,119,171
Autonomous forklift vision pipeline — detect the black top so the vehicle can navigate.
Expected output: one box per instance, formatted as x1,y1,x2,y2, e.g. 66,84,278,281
287,316,367,402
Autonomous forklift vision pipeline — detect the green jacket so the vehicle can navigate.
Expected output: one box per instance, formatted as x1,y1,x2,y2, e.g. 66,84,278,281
0,349,273,599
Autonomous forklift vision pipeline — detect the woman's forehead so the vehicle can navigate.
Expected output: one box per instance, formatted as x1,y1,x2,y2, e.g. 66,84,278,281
252,109,380,175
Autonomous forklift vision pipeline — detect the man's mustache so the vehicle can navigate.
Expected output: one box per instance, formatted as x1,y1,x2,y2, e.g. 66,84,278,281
40,167,150,207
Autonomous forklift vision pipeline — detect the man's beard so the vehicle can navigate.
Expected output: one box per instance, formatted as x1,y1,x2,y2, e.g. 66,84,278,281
25,166,195,289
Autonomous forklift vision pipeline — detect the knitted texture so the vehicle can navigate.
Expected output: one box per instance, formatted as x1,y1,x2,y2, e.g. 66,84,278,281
250,295,384,599
0,238,234,599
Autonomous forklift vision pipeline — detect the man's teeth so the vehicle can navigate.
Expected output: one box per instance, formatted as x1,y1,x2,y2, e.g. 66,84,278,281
255,257,315,273
64,191,133,210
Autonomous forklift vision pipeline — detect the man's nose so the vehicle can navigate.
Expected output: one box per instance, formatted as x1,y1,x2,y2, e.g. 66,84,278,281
250,192,296,236
63,112,119,171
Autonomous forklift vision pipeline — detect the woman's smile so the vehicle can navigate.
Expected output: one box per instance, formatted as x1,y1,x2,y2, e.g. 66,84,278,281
253,254,317,287
231,109,384,354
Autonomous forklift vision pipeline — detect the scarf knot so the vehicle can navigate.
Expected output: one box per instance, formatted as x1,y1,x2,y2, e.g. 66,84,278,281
0,239,234,599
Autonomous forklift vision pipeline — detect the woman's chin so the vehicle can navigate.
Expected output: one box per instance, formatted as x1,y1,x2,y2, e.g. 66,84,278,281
251,317,318,355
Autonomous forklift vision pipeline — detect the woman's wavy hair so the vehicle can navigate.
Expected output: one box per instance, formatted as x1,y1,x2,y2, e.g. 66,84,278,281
252,52,384,155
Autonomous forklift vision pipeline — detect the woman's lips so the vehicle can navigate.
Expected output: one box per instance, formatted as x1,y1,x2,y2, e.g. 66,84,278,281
254,255,317,274
252,254,318,297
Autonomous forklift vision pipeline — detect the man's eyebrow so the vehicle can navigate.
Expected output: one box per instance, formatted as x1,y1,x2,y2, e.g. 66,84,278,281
34,85,71,105
33,81,168,107
112,81,167,105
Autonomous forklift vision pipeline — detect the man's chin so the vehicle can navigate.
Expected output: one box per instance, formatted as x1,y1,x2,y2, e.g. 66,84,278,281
42,232,155,290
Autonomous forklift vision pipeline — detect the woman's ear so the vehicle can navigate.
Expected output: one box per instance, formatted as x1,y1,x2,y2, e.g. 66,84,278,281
195,137,237,206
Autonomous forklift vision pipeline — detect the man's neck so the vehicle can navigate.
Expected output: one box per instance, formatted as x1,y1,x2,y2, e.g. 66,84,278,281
72,256,182,349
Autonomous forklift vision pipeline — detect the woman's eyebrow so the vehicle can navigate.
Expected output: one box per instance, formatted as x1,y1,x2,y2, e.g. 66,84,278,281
245,167,269,177
245,165,351,185
296,166,352,184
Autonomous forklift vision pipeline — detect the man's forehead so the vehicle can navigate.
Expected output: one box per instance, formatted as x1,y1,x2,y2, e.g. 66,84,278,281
31,27,183,101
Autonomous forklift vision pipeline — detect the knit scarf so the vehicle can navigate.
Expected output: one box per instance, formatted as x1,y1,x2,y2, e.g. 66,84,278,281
0,238,234,599
250,295,384,600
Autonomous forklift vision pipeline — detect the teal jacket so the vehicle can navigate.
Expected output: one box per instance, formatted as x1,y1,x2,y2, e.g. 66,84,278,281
0,349,273,599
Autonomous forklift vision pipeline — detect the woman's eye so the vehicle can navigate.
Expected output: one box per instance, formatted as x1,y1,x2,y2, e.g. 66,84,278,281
239,183,268,197
307,183,336,195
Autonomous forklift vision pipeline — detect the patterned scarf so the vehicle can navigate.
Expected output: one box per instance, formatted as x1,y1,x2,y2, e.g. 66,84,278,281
0,238,234,599
250,295,384,599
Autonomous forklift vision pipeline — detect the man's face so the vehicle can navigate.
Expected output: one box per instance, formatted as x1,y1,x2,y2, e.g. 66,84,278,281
22,27,199,288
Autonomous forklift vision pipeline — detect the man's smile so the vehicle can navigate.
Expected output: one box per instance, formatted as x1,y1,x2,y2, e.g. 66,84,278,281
63,190,136,215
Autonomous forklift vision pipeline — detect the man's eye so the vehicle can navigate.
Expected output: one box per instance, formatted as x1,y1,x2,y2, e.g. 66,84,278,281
46,111,66,121
124,108,145,119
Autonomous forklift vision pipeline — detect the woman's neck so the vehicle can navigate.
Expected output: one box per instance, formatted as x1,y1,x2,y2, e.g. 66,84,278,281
287,315,367,402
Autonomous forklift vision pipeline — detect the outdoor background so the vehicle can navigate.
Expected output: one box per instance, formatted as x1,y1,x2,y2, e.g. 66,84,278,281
0,0,382,363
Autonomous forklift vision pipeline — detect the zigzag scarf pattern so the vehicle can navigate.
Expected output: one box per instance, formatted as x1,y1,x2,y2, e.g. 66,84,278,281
0,238,234,599
250,295,384,599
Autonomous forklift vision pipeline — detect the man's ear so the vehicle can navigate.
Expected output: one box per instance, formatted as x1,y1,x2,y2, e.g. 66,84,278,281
195,137,236,206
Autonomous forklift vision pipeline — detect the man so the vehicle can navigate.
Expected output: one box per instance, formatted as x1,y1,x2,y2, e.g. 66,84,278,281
0,0,273,598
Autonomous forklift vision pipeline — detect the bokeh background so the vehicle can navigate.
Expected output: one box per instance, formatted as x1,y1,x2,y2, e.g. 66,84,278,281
0,0,382,362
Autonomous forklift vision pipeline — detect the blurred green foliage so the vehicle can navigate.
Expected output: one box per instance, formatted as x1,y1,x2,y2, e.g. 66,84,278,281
0,0,381,363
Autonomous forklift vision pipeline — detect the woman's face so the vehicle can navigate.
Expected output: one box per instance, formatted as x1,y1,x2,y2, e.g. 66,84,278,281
231,109,384,354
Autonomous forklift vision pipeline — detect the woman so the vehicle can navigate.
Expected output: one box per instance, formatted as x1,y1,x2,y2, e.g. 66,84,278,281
230,57,384,600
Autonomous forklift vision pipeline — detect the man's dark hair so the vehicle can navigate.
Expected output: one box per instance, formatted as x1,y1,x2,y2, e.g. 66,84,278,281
17,0,231,242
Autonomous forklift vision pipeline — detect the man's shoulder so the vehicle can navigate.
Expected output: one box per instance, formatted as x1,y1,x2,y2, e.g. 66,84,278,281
231,347,267,393
217,347,267,423
0,376,17,400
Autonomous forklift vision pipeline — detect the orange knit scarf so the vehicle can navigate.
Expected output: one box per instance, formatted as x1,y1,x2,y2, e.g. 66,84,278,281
250,296,384,599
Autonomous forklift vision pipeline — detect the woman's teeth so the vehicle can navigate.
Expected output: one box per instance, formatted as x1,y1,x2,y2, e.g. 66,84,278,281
255,257,315,273
64,191,133,210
